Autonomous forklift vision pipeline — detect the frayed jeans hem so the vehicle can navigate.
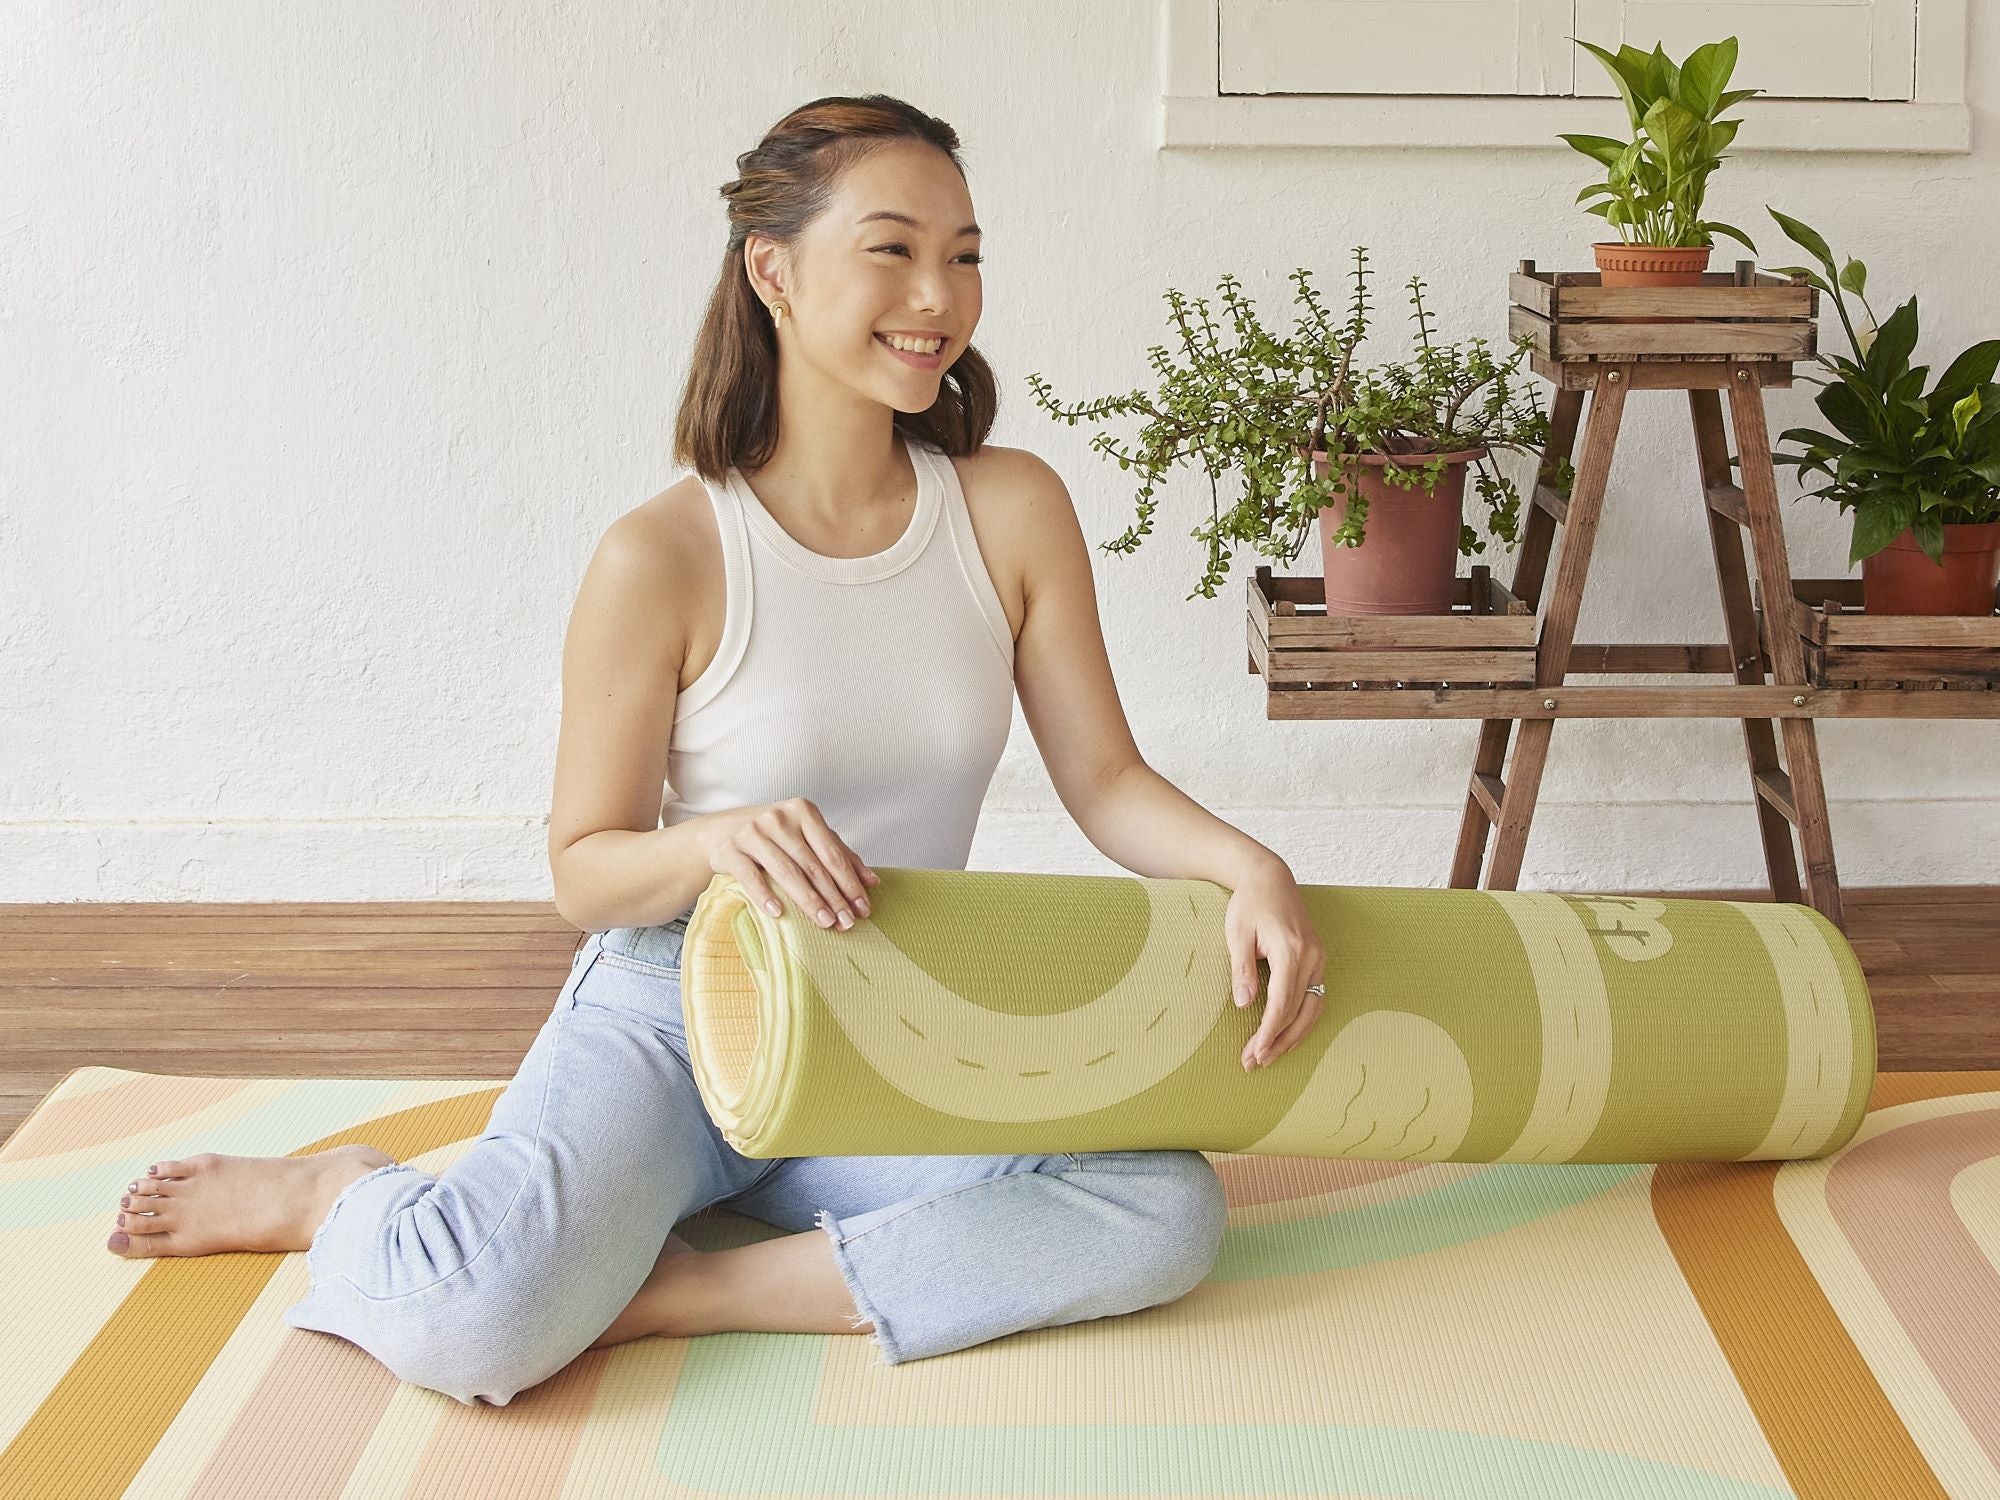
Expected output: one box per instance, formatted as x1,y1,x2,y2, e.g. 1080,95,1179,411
816,1207,903,1366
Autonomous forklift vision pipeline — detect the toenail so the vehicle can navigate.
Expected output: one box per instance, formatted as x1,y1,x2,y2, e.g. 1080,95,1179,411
127,1181,139,1193
108,1232,129,1250
120,1195,131,1208
117,1213,126,1226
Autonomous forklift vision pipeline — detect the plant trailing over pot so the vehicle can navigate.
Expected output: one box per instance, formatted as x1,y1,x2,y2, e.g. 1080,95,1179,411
1024,248,1549,612
1763,207,2000,616
1559,35,1760,287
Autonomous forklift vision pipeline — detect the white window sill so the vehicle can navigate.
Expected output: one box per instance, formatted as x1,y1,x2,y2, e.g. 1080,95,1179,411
1159,94,1970,155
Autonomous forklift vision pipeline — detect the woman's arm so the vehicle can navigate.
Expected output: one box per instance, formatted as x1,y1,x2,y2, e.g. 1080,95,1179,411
998,448,1281,888
997,448,1325,1068
547,497,720,932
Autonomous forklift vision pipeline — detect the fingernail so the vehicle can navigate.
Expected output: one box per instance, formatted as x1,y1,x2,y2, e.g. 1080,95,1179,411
817,908,833,926
856,898,870,915
765,900,782,916
837,911,852,929
108,1232,129,1251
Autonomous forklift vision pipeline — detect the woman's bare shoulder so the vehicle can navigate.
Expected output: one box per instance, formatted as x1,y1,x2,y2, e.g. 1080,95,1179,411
588,475,723,685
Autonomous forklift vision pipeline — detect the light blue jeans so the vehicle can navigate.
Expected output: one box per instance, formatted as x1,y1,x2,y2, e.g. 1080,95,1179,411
282,915,1229,1405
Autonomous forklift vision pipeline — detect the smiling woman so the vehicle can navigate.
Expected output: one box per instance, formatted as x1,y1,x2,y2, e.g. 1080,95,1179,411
93,91,1284,1398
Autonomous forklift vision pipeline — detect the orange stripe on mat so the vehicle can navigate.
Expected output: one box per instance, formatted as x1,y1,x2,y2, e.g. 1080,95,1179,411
1651,1072,1974,1500
0,1088,502,1500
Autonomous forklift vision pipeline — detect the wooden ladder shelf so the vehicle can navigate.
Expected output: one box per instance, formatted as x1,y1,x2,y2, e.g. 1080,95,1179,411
1457,260,1843,924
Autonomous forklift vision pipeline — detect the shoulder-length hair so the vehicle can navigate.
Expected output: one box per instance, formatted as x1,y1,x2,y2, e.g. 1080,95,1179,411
673,94,999,483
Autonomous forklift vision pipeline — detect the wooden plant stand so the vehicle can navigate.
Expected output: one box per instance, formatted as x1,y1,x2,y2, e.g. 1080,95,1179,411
1246,260,2000,935
1460,260,1852,925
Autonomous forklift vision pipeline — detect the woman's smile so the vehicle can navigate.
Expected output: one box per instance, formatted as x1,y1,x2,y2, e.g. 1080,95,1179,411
875,332,945,369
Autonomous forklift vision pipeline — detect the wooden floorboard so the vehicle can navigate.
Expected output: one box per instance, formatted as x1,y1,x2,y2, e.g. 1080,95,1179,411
3,889,1996,1144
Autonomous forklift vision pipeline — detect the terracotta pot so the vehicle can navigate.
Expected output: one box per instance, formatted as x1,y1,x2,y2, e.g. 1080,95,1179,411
1859,520,2000,616
1306,445,1487,615
1592,241,1712,287
1593,242,1711,325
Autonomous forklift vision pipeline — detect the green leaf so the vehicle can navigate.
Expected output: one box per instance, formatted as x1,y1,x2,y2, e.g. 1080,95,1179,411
1838,257,1867,297
1912,508,1946,565
1818,379,1880,443
1714,87,1761,112
1849,496,1916,567
1767,208,1837,277
1675,36,1736,118
1953,390,1982,442
1647,42,1678,105
1573,38,1649,129
1701,220,1758,253
1930,339,2000,404
1866,297,1920,389
1559,132,1629,166
1768,263,1832,293
1642,97,1701,195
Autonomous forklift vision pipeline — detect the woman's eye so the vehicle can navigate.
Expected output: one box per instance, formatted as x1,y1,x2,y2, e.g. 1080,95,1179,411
872,244,983,264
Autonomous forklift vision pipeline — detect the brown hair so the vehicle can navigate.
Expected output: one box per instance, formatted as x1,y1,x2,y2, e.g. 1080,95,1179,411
672,94,999,483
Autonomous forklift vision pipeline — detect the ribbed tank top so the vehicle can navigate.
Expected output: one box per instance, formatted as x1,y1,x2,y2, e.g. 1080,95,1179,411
660,434,1017,921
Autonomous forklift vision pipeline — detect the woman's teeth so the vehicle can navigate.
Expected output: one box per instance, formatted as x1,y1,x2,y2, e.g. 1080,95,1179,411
877,334,943,354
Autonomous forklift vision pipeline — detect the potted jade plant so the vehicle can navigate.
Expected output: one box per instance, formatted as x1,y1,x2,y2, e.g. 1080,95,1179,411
1559,35,1760,288
1024,247,1548,614
1764,208,2000,616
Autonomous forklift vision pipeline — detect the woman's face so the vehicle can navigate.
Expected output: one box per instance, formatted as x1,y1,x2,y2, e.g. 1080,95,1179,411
751,141,983,413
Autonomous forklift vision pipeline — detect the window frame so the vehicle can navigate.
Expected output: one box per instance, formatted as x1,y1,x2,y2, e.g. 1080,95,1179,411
1160,0,1970,153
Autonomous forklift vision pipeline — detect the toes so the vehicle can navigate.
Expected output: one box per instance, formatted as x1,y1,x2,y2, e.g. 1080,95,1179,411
107,1228,176,1258
149,1158,198,1181
119,1203,175,1233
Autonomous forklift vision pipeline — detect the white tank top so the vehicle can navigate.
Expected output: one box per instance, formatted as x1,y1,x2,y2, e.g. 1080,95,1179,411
660,434,1016,919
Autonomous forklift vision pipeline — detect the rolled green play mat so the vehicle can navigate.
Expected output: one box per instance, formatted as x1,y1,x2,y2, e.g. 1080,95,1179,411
680,866,1876,1165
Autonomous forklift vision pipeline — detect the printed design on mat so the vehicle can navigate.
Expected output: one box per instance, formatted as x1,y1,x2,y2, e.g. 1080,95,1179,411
795,878,1234,1122
1239,1009,1477,1160
1728,900,1864,1160
9,1073,1991,1499
1570,895,1675,962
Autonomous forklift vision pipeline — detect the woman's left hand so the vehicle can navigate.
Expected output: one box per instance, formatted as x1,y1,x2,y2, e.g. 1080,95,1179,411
1224,862,1327,1071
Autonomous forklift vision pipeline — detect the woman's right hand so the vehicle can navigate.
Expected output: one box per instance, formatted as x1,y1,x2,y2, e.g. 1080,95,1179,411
697,797,879,930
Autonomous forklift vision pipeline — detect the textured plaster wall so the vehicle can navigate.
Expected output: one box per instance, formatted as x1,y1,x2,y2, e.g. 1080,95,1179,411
5,1,1997,903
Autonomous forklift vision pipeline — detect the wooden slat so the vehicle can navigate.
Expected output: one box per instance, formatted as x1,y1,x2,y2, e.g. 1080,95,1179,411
1753,768,1799,825
1264,686,2000,718
1556,319,1814,359
1469,772,1505,821
1555,285,1814,320
1262,648,1537,685
1531,353,1797,390
1706,482,1751,529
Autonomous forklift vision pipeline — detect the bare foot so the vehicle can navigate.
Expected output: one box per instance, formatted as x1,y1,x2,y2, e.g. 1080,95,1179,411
589,1232,702,1349
106,1145,394,1259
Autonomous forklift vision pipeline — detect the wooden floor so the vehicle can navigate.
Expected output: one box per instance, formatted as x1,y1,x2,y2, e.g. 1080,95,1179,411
3,887,1997,1145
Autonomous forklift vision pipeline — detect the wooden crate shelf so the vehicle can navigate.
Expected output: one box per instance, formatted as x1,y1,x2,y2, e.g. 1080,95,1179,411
1757,577,2000,692
1246,564,1535,690
1508,260,1817,388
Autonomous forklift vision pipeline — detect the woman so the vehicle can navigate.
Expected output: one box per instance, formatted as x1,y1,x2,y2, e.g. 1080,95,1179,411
104,94,1327,1403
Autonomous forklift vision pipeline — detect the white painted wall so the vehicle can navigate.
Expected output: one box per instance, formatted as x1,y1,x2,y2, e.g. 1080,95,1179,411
6,1,1997,904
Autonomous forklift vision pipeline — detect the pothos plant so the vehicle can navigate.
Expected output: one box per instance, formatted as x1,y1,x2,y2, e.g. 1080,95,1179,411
1023,248,1551,601
1558,35,1760,251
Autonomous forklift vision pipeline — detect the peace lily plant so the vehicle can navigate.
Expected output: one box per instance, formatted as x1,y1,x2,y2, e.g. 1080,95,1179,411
1025,248,1549,614
1764,208,2000,615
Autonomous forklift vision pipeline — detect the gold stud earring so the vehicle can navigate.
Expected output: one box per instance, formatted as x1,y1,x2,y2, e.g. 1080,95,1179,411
771,300,788,329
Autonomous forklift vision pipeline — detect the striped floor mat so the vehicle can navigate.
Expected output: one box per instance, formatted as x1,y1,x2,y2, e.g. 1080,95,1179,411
1,1066,1995,1498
